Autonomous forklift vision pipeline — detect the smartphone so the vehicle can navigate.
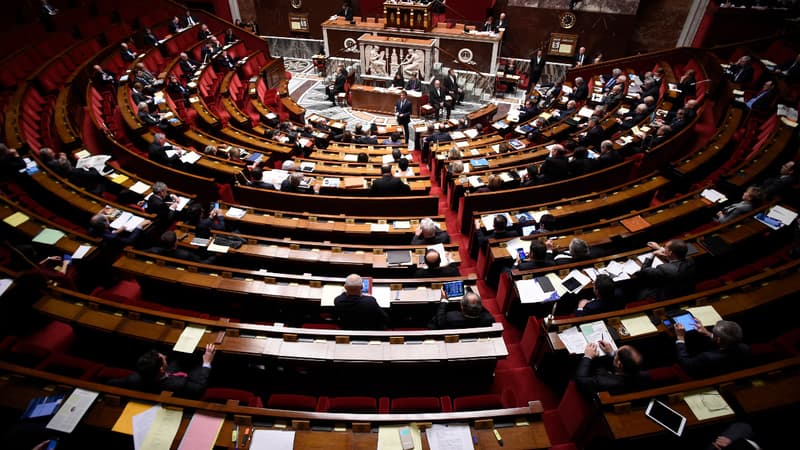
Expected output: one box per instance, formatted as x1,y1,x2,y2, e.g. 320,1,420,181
398,427,414,450
516,248,526,260
662,318,673,327
46,440,59,450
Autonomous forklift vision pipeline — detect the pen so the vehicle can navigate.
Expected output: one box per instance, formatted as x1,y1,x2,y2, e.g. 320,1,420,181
241,427,252,447
493,428,504,447
232,424,239,449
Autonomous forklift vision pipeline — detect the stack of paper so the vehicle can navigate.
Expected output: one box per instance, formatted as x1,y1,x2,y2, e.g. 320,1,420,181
4,211,30,227
250,430,295,450
225,207,246,219
110,212,145,231
46,388,99,433
700,188,728,204
179,152,202,164
683,388,734,420
426,424,472,450
173,325,206,353
32,228,66,245
684,305,723,326
176,412,224,450
620,314,658,337
207,239,229,253
516,276,561,304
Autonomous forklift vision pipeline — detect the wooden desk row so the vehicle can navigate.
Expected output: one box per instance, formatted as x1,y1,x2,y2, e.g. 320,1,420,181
0,361,551,449
217,203,447,245
35,290,507,364
174,224,462,276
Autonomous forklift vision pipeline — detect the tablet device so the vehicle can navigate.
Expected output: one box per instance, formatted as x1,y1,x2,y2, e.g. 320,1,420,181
443,280,465,299
645,399,686,436
535,276,555,293
361,277,373,295
671,311,696,332
561,277,582,293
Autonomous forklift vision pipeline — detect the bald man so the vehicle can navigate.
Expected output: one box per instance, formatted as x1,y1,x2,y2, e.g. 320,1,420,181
576,341,650,395
333,274,389,330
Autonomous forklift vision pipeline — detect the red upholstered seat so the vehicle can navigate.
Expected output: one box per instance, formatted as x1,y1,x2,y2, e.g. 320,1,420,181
390,396,449,413
542,381,592,445
267,394,318,411
301,323,341,330
646,364,686,386
452,394,503,412
90,279,143,304
774,328,800,355
202,388,263,407
93,366,135,383
317,396,377,413
497,316,541,371
21,321,75,356
35,353,102,380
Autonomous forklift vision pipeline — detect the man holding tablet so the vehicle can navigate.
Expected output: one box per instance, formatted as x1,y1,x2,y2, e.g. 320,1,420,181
674,319,751,378
428,290,494,329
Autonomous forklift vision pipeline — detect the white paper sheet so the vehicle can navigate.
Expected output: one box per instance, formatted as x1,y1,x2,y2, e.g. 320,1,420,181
132,405,159,450
46,388,99,433
250,430,295,450
71,245,93,260
173,325,206,353
427,423,473,450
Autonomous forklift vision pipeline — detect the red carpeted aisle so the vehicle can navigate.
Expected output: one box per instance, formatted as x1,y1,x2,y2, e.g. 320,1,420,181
416,149,559,409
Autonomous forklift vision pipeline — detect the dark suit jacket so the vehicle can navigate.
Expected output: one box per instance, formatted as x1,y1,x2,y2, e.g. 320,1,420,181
569,156,598,176
138,110,160,127
338,6,354,21
334,293,388,330
198,29,212,40
574,53,587,66
637,257,695,300
145,194,175,222
529,56,545,81
148,142,178,166
414,265,460,278
571,84,588,101
429,86,446,108
370,175,410,196
429,302,495,329
410,230,451,245
517,258,554,271
597,150,622,168
579,125,604,148
677,338,751,378
539,155,570,182
182,15,199,28
443,75,460,95
333,72,347,93
575,355,650,395
121,49,136,62
733,64,754,83
405,78,421,91
168,21,181,34
110,363,211,398
179,60,199,77
395,98,412,125
143,31,159,47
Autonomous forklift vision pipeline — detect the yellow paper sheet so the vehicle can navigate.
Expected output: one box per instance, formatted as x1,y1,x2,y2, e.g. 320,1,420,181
684,305,723,327
112,401,154,435
111,173,129,184
3,211,30,227
141,407,183,450
620,314,658,337
377,425,423,450
173,325,206,353
683,388,734,421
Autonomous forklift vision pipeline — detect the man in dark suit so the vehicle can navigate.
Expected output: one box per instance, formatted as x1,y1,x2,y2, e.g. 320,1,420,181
395,90,412,140
183,10,200,28
495,12,509,31
574,46,588,67
146,231,212,263
528,49,546,86
215,50,236,71
761,161,795,198
148,133,182,166
538,144,570,183
337,2,354,21
481,16,495,32
92,65,117,89
634,239,695,300
145,181,179,222
578,117,604,149
411,218,451,245
179,53,200,79
137,102,168,130
120,43,137,62
88,210,151,248
414,249,460,278
575,274,620,316
405,72,422,92
248,167,275,189
675,319,750,378
429,79,449,121
334,274,389,330
429,291,495,329
576,341,650,395
110,344,215,399
197,24,212,41
168,16,182,34
443,69,464,105
371,165,410,195
327,66,347,106
570,77,589,102
728,56,754,84
516,239,555,271
143,27,160,47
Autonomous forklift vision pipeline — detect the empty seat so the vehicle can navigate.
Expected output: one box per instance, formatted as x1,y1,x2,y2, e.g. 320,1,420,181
390,396,451,413
317,396,377,413
452,394,503,412
266,394,318,411
202,387,263,407
543,381,592,445
35,353,102,380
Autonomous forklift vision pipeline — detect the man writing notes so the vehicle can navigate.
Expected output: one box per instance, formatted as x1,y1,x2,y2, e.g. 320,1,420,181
395,90,412,140
334,274,389,330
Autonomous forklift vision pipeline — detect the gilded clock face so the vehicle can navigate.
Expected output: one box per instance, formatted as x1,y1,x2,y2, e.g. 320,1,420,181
560,12,576,29
291,0,303,9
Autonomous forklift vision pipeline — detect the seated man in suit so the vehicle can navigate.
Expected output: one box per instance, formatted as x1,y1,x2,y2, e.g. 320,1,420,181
411,218,451,245
110,344,215,399
516,239,554,271
675,319,750,378
429,291,495,329
92,64,117,89
145,181,180,222
429,79,450,121
88,209,151,248
197,23,212,41
146,230,213,263
577,116,605,149
405,71,422,92
137,102,169,130
576,341,649,395
761,161,795,198
183,10,200,28
548,237,603,263
443,68,464,105
575,274,621,316
148,133,183,166
120,43,137,62
327,66,347,106
634,239,695,300
334,274,389,330
370,165,410,196
715,185,764,224
569,77,589,102
248,167,274,189
179,53,200,79
597,140,622,168
538,144,570,183
415,249,460,278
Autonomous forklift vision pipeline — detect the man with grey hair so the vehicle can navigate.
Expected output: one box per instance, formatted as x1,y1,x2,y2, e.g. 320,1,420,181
145,181,178,222
429,290,494,329
137,101,165,129
570,77,588,102
334,274,389,330
603,68,623,92
675,319,750,378
548,237,602,262
148,133,182,166
411,218,451,245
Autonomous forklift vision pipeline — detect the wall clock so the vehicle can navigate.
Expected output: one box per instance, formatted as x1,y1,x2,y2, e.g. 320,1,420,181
560,12,576,29
291,0,303,10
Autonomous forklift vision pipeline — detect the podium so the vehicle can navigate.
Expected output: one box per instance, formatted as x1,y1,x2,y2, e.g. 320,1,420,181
384,1,433,32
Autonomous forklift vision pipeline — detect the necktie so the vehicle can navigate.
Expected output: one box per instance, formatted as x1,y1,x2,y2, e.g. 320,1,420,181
167,371,188,378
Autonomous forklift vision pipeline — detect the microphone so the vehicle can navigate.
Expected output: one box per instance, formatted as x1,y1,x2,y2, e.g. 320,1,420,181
692,79,712,85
